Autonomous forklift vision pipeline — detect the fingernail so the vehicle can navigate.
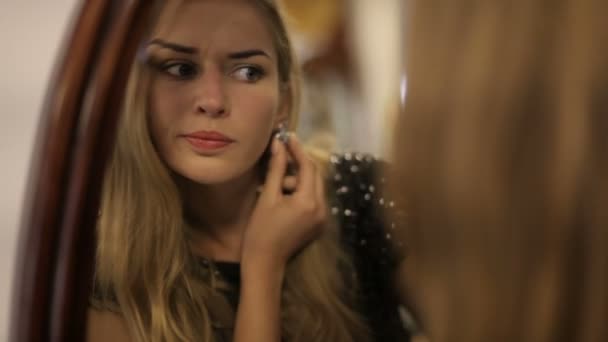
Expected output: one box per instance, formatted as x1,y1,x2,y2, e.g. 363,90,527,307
271,139,279,154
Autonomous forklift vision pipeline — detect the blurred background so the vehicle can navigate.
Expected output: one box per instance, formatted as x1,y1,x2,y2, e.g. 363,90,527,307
0,1,82,341
0,0,404,340
281,0,404,157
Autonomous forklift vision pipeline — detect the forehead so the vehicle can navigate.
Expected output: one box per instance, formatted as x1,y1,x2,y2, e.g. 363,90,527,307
153,0,276,56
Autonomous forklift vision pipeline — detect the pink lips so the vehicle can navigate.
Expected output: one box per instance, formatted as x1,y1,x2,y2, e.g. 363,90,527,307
182,131,234,152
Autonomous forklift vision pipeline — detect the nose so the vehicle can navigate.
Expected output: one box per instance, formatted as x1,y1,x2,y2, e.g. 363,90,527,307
195,69,227,117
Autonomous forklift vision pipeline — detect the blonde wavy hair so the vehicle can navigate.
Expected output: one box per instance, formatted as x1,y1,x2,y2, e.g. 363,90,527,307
392,0,608,341
94,0,370,341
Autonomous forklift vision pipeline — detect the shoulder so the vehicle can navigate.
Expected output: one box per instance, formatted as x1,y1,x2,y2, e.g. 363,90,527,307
88,281,131,341
327,152,405,267
326,151,393,218
326,152,389,207
328,152,386,181
86,308,131,342
327,152,412,335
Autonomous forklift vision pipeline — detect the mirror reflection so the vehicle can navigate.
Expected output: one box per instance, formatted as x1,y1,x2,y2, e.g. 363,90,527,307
87,1,413,342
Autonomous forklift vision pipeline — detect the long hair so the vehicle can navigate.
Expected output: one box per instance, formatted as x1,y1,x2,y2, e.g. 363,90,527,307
94,0,370,341
391,0,608,341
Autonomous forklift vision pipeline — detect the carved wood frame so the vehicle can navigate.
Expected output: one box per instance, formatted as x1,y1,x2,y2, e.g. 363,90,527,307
10,1,153,341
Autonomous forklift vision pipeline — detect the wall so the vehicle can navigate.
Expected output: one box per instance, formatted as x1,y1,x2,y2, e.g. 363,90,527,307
350,0,403,157
0,1,80,340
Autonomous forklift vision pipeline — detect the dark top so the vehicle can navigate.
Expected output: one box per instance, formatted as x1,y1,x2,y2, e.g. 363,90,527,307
197,153,411,341
328,153,410,341
92,153,413,341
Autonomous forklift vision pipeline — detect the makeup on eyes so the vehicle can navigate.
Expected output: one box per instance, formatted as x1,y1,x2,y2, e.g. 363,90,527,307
142,39,273,82
231,65,266,82
146,55,268,83
142,54,196,80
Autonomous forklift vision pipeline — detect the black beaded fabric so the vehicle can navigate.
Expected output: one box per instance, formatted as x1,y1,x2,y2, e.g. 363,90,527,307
202,152,411,341
328,152,410,342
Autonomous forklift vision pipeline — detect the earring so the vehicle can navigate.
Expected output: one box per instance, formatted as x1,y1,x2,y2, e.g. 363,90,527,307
275,123,290,143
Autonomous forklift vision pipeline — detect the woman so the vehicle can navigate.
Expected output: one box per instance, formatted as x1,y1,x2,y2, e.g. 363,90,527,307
391,0,608,341
87,0,412,341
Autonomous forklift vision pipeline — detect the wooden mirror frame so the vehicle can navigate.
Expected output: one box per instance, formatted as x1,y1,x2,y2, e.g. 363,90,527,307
9,1,153,341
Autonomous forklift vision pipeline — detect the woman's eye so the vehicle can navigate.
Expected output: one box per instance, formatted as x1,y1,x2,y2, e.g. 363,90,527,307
232,66,265,82
163,62,197,78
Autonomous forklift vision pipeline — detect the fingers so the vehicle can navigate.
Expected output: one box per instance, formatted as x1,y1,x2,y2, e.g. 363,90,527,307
314,165,326,210
262,134,324,227
314,163,327,226
282,175,298,192
285,135,315,196
261,138,288,199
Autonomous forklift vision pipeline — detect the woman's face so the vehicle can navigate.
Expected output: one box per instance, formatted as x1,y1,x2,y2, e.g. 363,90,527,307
147,0,287,185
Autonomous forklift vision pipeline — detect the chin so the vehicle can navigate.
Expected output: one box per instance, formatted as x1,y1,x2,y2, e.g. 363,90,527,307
171,155,257,186
182,170,242,185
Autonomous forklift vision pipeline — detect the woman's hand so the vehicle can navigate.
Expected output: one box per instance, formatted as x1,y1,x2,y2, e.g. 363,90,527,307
241,133,327,267
235,134,326,342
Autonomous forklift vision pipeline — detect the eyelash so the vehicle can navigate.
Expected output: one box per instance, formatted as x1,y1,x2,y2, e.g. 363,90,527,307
232,65,266,82
160,61,198,80
158,60,266,83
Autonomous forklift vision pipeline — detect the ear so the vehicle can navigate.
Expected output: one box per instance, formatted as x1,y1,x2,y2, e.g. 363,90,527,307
273,85,291,128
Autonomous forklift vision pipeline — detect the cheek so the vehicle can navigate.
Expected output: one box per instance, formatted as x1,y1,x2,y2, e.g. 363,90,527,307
236,88,281,157
148,83,188,142
234,86,281,131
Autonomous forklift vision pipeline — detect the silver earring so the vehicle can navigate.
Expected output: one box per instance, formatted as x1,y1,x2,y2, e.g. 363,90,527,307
275,123,290,143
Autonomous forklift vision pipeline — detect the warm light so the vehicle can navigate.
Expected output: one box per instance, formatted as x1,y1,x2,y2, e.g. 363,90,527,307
400,75,408,105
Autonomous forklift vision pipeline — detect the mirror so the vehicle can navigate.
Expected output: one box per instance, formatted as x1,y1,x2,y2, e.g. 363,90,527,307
10,1,409,341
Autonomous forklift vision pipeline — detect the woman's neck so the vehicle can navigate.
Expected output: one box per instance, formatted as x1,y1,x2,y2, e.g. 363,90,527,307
178,170,260,262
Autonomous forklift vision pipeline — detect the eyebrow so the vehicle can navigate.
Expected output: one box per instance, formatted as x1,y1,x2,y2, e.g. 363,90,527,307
227,49,271,60
146,39,271,60
147,39,197,54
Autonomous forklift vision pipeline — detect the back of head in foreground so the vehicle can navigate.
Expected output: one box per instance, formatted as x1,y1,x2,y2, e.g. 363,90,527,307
390,0,608,341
